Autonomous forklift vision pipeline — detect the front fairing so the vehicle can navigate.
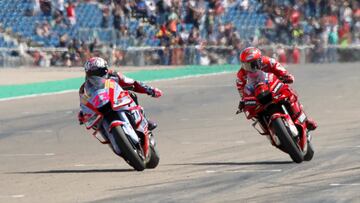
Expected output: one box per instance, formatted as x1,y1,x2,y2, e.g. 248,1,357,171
243,71,287,118
244,70,273,96
80,76,147,136
80,76,128,129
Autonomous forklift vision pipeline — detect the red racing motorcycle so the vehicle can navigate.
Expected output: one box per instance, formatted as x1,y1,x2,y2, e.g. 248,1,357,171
237,71,314,163
80,76,160,171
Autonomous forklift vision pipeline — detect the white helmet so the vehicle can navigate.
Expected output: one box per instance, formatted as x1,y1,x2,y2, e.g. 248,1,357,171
84,57,108,77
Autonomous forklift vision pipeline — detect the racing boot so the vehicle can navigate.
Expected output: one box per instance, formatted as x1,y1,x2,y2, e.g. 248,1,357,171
306,118,317,131
287,93,317,131
147,120,157,131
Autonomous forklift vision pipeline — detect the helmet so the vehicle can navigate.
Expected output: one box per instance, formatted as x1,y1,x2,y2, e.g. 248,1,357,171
239,47,262,72
84,57,109,77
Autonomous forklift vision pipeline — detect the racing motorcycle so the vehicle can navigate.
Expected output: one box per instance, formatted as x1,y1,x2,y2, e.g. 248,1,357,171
80,76,160,171
237,71,314,163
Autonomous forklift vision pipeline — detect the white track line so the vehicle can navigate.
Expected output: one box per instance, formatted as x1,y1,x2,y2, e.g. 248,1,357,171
0,153,55,157
181,140,245,145
206,169,282,173
0,90,76,102
0,71,235,102
330,183,360,186
325,146,360,148
180,118,235,121
74,163,123,167
0,194,25,198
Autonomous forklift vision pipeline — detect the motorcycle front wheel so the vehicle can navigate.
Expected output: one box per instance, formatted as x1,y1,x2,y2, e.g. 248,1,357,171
271,118,304,163
111,126,146,171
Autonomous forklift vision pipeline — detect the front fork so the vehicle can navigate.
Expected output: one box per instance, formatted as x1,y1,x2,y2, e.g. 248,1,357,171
256,104,299,147
96,112,143,157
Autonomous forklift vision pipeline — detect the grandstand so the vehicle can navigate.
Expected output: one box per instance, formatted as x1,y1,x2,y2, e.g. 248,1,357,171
0,0,265,48
0,0,359,67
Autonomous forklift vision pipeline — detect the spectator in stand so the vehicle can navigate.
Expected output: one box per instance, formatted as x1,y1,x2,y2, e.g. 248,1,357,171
135,0,147,21
328,26,338,62
35,21,52,38
53,9,66,27
155,24,172,46
40,0,52,16
66,2,76,26
145,0,157,24
52,0,65,15
275,44,287,64
185,0,206,29
67,38,81,66
135,23,146,46
101,4,111,28
167,7,179,35
113,4,127,32
58,33,68,47
25,0,41,16
89,38,101,53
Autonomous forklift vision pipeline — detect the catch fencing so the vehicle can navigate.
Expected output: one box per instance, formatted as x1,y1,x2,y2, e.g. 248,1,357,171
0,44,359,68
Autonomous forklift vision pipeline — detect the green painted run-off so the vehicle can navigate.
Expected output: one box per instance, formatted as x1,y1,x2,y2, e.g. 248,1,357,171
0,65,238,99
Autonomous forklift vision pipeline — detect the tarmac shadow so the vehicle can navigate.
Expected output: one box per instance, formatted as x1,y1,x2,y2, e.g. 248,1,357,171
8,168,134,174
169,160,293,166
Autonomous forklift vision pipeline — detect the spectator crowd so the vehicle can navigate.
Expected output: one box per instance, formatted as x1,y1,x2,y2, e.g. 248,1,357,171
14,0,360,66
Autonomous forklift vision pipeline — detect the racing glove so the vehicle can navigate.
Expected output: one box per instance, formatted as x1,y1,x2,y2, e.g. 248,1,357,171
150,88,163,98
78,111,85,125
236,100,245,114
281,74,294,84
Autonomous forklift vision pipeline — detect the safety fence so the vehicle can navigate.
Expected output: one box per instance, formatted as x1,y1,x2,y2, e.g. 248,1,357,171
0,44,359,68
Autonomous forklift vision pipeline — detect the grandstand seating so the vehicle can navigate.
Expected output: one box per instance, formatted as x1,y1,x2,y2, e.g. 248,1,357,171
0,35,15,48
0,0,267,48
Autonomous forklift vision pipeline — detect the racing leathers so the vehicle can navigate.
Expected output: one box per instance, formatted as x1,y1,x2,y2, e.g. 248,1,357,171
236,56,317,131
78,70,162,130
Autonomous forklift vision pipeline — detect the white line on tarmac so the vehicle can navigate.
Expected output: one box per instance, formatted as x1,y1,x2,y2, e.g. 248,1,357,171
206,169,282,173
0,153,55,157
0,71,235,102
0,89,77,102
330,183,360,186
181,140,245,145
74,163,123,167
180,118,235,121
165,84,233,88
0,194,25,198
325,146,360,148
29,129,53,133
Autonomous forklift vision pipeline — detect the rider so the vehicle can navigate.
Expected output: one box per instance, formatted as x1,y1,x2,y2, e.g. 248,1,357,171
236,47,317,131
78,57,163,130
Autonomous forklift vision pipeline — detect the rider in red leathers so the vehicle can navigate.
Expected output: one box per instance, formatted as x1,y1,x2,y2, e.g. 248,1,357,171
78,57,162,130
236,47,317,131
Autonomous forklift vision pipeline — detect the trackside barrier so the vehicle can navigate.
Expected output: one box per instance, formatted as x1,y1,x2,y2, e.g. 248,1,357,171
0,44,359,67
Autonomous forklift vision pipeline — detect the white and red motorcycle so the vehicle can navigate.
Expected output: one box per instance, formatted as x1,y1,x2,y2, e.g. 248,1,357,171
80,76,159,171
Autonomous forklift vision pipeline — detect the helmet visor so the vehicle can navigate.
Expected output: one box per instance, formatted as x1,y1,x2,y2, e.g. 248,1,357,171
242,62,256,72
242,60,260,72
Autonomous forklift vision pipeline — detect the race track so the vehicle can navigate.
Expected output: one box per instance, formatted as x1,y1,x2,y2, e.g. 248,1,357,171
0,63,359,203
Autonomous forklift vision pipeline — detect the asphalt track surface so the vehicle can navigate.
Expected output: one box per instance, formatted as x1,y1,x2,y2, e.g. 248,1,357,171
0,63,359,203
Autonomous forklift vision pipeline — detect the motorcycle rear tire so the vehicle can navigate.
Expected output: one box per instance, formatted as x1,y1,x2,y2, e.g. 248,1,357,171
146,144,160,169
304,141,314,161
272,118,304,163
111,126,146,171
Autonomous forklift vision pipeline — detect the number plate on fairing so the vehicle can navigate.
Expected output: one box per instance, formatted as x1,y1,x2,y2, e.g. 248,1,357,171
113,95,132,108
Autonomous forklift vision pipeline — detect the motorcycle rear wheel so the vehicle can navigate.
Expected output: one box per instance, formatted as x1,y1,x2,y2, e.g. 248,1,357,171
304,141,314,161
271,118,304,163
146,144,160,169
111,126,146,171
